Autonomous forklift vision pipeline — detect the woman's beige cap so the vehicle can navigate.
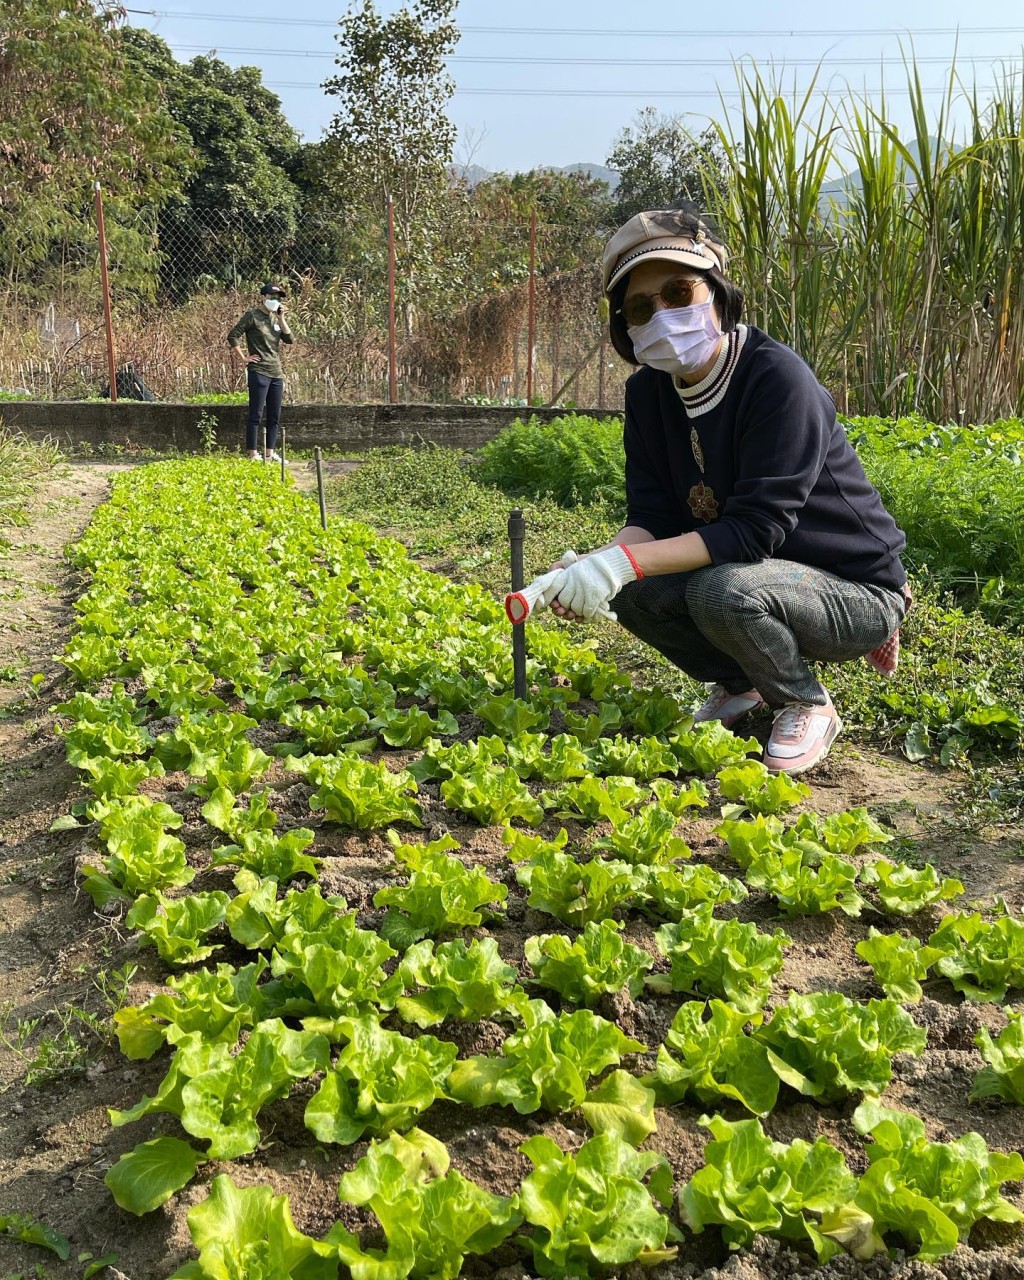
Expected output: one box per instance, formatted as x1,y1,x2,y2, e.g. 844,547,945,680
602,210,728,292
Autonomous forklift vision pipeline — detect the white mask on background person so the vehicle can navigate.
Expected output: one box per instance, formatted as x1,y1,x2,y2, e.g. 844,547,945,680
627,299,722,378
264,298,281,312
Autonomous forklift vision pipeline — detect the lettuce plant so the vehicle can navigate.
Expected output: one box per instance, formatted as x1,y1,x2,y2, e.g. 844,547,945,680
375,832,507,944
746,847,865,917
337,1128,522,1280
563,702,622,743
165,1174,363,1278
304,1015,457,1145
637,863,748,918
270,913,399,1020
517,1133,678,1277
715,815,787,869
105,1136,203,1217
125,891,230,965
852,1099,1024,1261
643,1000,779,1115
113,958,270,1059
211,827,321,883
389,937,529,1027
584,734,678,780
514,849,642,927
757,992,926,1103
303,755,422,829
55,688,153,762
505,732,590,782
971,1012,1024,1104
370,704,460,748
855,929,945,1003
200,786,277,842
225,870,347,950
543,775,648,825
440,763,545,826
716,760,811,817
680,1114,860,1262
860,859,964,916
928,910,1024,1001
589,802,692,865
475,691,550,736
447,999,646,1126
791,807,893,855
667,722,760,775
651,905,790,1013
110,1019,330,1159
525,920,654,1005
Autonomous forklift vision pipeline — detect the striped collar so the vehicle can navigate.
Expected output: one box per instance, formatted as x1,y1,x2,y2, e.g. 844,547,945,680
675,325,748,416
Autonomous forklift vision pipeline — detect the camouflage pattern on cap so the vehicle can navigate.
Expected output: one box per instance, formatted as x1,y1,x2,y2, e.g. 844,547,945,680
602,210,728,292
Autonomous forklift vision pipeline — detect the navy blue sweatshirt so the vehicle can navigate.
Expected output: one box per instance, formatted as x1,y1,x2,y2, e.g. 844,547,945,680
623,327,907,592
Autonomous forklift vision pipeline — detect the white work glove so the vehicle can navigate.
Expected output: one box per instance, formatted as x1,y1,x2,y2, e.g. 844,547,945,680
505,568,568,624
553,548,579,568
552,545,642,621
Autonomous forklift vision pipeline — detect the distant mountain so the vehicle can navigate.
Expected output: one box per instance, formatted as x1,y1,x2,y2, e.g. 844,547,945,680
452,162,619,192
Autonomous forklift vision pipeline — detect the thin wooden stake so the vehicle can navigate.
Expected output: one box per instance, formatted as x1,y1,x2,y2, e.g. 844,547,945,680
94,182,118,402
315,446,327,530
280,423,286,482
508,508,527,700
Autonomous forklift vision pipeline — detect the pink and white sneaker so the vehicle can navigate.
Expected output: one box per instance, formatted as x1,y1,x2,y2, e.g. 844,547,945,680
763,692,842,775
693,684,766,729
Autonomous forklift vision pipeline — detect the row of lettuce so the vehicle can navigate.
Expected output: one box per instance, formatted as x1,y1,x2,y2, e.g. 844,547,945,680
51,460,1024,1278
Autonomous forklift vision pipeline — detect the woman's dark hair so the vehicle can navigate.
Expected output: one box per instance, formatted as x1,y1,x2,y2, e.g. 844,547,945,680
608,265,745,366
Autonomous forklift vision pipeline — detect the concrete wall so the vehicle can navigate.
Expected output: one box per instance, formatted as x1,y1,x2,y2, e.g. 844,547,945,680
0,400,616,454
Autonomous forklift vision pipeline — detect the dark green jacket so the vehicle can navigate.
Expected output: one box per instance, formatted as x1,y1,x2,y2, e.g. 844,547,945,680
227,307,293,378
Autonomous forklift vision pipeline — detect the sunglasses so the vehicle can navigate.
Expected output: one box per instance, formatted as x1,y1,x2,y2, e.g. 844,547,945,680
619,277,707,327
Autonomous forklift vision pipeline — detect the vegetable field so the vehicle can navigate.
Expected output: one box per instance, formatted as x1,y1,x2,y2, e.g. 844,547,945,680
1,457,1023,1279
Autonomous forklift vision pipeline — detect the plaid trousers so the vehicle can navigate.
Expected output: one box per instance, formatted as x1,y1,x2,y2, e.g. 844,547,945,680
611,559,907,708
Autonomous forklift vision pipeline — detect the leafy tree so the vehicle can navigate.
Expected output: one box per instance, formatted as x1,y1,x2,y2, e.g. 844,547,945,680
320,0,460,327
606,109,728,223
119,30,302,294
0,2,186,302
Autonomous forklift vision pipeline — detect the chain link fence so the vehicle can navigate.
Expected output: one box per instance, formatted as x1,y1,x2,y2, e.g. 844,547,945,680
0,202,630,412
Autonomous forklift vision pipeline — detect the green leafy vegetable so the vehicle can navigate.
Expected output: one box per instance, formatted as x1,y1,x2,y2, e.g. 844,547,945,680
125,891,230,965
636,863,748,918
337,1127,522,1280
440,763,545,826
667,721,760,774
447,999,645,1122
514,848,642,927
389,937,529,1027
517,1132,677,1277
642,1000,779,1115
303,755,422,829
650,904,790,1013
110,1020,330,1159
525,920,654,1005
971,1011,1024,1104
757,992,926,1103
716,760,811,817
928,910,1024,1001
860,859,964,916
855,929,945,1003
746,847,865,917
104,1136,203,1215
679,1114,859,1262
852,1099,1024,1261
304,1015,456,1145
375,831,507,944
589,802,692,865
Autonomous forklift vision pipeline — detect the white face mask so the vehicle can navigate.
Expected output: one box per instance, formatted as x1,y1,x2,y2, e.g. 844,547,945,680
627,300,722,378
264,298,281,312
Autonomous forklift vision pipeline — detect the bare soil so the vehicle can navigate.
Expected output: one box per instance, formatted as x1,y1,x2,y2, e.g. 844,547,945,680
0,463,1022,1280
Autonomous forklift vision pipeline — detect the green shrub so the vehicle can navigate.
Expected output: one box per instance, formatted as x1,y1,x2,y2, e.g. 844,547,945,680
476,414,626,506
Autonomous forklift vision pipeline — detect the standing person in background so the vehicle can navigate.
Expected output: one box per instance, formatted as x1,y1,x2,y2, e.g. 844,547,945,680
510,207,908,776
227,282,293,461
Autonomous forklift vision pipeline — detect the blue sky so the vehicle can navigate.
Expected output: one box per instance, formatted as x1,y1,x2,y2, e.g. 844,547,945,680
125,0,1024,174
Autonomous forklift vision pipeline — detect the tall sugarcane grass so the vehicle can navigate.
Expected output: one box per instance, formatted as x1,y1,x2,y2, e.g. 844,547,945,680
701,54,1024,423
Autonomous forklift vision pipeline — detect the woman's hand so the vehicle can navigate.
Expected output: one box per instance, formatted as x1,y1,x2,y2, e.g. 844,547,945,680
549,545,641,621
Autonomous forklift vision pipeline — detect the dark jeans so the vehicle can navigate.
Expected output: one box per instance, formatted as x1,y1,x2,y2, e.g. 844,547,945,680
611,559,907,708
245,368,284,451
